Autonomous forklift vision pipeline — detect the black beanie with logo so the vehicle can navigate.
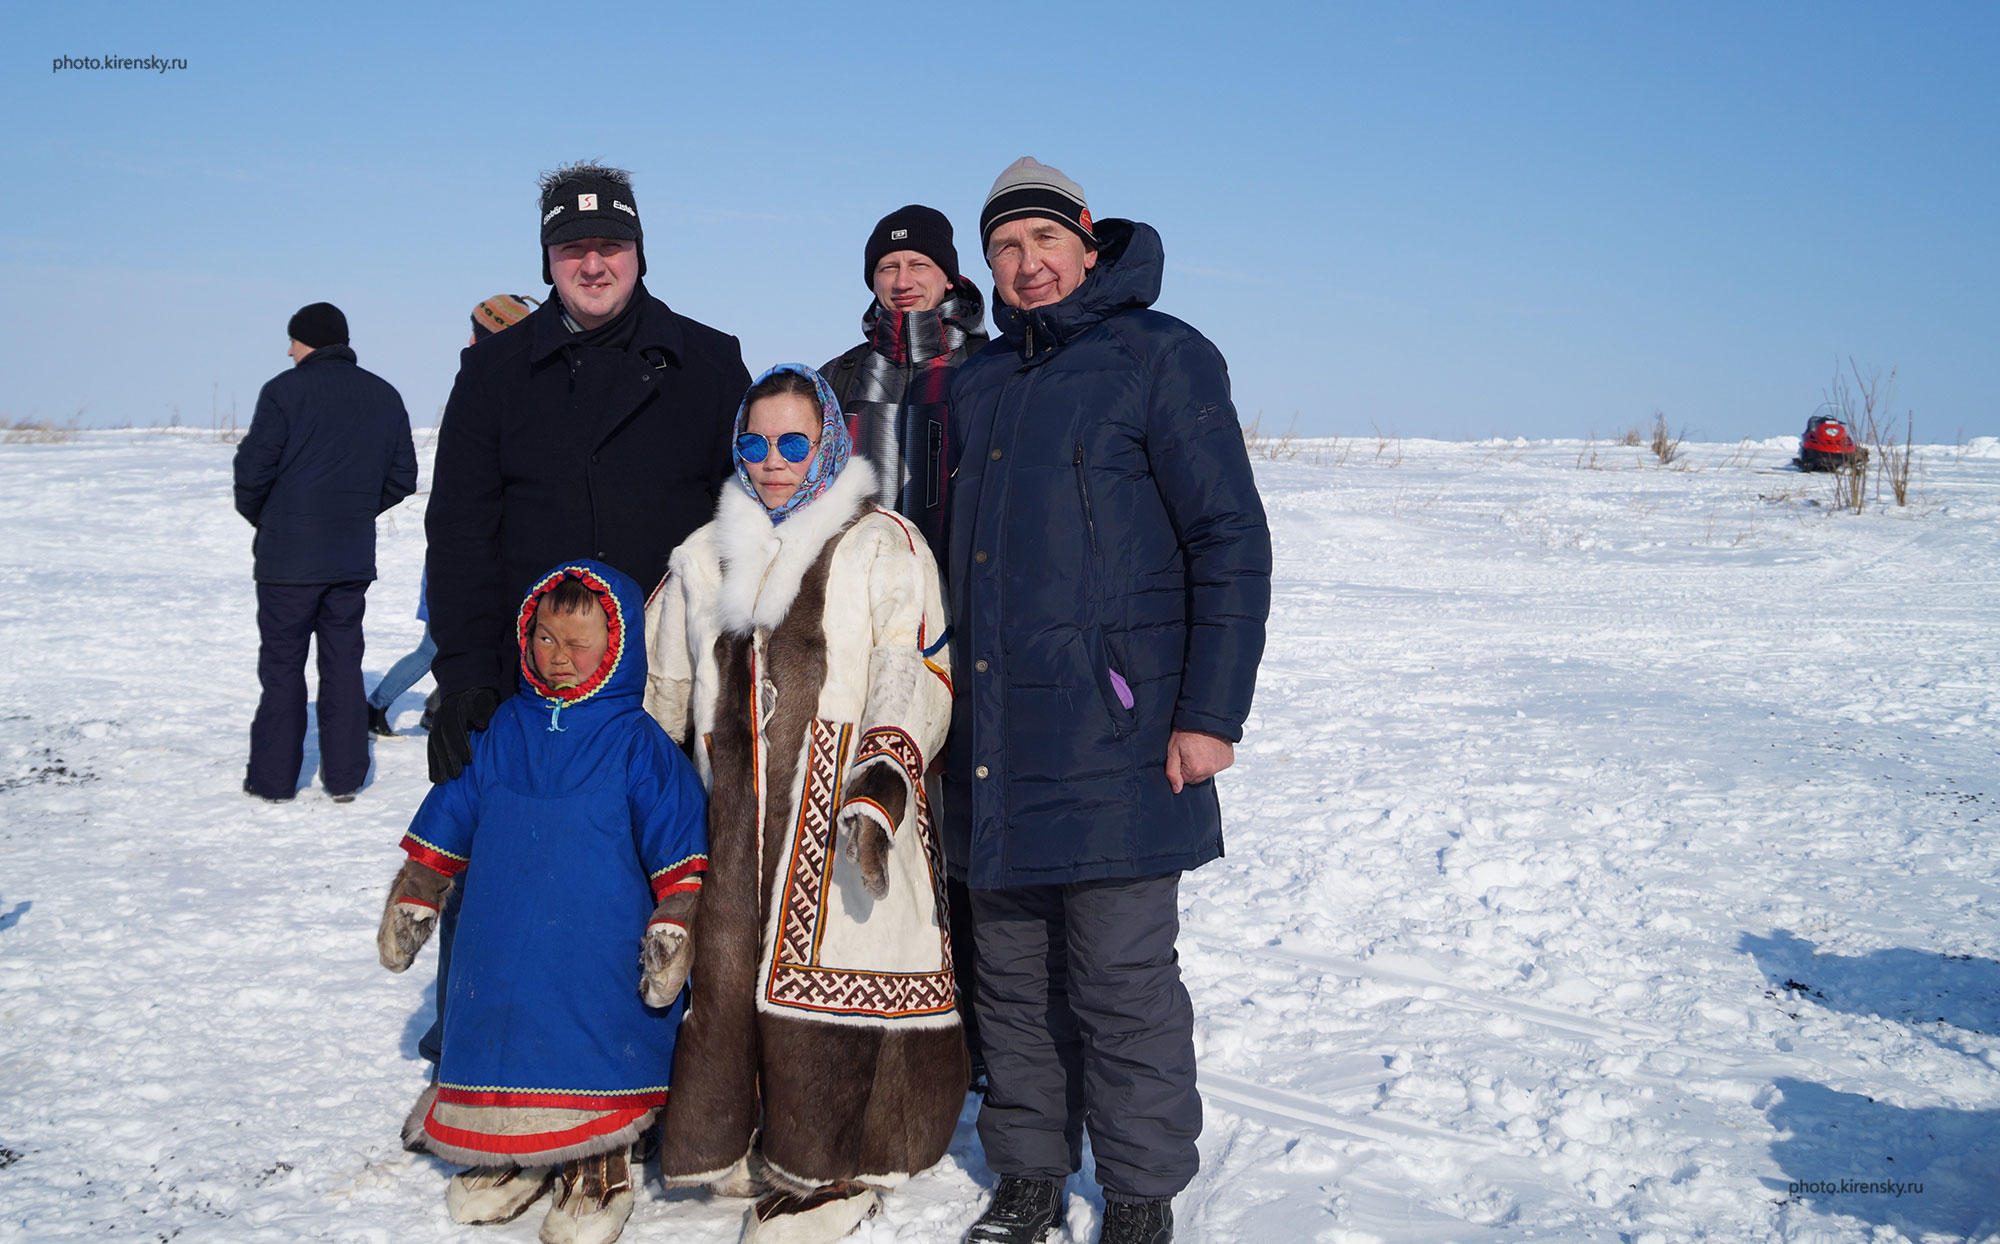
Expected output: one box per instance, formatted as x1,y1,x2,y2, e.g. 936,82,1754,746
863,205,959,290
539,171,646,285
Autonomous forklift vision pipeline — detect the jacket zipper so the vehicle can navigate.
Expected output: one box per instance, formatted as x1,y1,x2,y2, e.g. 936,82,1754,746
1073,443,1099,558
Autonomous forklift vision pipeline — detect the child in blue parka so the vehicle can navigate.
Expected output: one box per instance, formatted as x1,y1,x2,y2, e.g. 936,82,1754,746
376,560,706,1244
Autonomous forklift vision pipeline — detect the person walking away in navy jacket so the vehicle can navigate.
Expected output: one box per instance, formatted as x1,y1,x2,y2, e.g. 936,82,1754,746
234,302,417,802
946,160,1272,1244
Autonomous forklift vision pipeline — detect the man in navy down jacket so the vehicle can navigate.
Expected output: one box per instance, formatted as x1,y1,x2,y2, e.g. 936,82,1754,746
234,302,418,802
947,159,1270,1244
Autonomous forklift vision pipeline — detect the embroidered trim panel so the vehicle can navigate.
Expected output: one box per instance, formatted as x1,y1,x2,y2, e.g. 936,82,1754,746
762,718,955,1020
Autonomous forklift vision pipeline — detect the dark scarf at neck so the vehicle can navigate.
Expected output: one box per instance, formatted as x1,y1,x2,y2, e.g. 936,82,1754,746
845,281,985,545
559,281,646,351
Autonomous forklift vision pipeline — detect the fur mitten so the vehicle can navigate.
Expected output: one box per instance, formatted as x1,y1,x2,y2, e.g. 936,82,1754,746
377,858,453,972
837,763,908,900
639,890,698,1007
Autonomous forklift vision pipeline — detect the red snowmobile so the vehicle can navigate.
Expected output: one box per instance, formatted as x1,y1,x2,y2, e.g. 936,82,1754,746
1795,413,1867,472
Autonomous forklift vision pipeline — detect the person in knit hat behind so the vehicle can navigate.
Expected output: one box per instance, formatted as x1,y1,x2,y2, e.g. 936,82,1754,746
820,205,989,555
468,293,540,345
370,294,546,742
945,159,1271,1244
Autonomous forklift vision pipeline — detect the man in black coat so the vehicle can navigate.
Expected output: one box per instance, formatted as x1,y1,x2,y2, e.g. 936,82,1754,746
234,302,418,802
424,162,751,784
949,160,1271,1244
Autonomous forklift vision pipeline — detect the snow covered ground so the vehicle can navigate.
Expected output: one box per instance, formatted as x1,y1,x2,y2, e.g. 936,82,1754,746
3,430,1997,1243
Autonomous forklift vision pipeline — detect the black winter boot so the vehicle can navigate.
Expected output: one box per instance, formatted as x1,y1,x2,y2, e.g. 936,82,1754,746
964,1176,1064,1243
1099,1198,1172,1244
367,704,396,738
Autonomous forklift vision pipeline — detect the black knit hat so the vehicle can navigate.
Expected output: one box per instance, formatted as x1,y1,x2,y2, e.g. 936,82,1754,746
863,205,959,289
979,157,1096,251
539,165,645,284
287,302,348,349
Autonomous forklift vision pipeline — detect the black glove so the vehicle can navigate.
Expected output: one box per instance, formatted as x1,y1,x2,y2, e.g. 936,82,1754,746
427,686,498,784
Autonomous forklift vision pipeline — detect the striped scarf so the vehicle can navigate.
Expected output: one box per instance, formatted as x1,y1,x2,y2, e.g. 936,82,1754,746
845,280,984,547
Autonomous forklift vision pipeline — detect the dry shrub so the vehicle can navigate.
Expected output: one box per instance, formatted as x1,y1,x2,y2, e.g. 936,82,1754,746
1618,427,1643,446
1872,410,1914,507
1831,457,1867,513
1648,412,1684,466
1826,359,1915,507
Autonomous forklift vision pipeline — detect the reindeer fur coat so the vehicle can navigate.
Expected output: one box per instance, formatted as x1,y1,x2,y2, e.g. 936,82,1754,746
642,457,965,1193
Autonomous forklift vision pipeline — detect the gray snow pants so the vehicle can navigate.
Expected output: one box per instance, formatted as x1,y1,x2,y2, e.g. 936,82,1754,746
969,872,1200,1200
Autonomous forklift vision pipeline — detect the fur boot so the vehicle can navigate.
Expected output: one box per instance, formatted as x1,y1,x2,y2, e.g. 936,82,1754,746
446,1165,554,1225
539,1148,635,1244
743,1183,880,1244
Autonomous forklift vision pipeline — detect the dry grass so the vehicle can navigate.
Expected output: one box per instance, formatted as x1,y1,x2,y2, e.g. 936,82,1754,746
1719,439,1760,470
1871,410,1915,507
1242,415,1352,467
1618,426,1643,447
1242,413,1305,461
1648,412,1685,466
1831,457,1868,513
1371,422,1404,467
3,418,81,444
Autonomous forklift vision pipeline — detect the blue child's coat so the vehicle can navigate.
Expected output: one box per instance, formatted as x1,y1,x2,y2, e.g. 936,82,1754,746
400,560,707,1115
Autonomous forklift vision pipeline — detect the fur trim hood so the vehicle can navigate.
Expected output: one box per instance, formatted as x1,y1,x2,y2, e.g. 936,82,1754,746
514,559,647,712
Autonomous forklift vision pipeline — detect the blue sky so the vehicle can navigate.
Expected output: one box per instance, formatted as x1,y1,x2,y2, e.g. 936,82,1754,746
5,3,1995,440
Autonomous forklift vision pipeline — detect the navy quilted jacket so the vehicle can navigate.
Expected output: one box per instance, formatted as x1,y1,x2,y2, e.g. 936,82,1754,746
943,219,1271,889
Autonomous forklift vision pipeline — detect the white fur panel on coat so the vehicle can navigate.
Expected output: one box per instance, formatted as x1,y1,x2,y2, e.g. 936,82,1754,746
642,460,956,1029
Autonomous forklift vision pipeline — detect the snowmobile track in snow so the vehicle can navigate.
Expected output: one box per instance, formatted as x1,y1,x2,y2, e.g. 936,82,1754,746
1187,930,1671,1047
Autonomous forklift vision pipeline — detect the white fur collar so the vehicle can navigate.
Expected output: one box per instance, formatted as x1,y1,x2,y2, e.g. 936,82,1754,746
714,458,878,635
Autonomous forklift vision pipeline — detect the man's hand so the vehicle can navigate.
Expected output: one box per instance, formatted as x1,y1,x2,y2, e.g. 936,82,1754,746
1165,729,1234,794
427,687,498,784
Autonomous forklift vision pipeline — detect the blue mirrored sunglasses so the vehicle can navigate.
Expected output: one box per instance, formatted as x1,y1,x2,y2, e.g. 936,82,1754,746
735,431,816,464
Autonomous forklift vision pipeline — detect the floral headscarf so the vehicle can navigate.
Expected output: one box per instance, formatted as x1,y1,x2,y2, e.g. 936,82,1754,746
733,363,853,524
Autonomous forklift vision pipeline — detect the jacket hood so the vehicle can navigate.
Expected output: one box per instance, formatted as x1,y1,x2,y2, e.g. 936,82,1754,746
991,218,1162,353
515,559,647,707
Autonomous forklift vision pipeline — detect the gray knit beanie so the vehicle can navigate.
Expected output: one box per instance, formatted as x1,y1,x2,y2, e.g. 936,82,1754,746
979,157,1097,250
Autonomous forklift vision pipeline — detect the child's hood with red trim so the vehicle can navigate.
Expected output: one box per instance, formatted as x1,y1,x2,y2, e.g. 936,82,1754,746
515,559,646,708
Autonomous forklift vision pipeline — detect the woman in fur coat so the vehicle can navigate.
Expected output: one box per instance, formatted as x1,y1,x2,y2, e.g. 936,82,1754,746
643,364,965,1243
